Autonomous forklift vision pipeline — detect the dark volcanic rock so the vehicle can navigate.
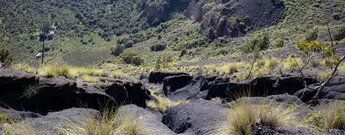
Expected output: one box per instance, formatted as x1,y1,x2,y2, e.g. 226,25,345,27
201,0,285,39
0,108,42,122
0,67,150,114
206,76,318,101
164,76,209,101
116,105,176,135
162,75,193,95
294,80,345,102
0,67,37,90
12,108,101,135
148,71,189,83
163,99,227,134
140,0,192,26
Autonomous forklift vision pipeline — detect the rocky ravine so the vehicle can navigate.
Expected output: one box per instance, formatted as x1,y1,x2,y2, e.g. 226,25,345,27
1,67,345,134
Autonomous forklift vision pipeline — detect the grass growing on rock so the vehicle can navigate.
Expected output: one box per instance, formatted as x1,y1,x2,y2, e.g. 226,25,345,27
22,83,40,98
38,65,107,79
147,95,188,113
339,64,345,75
83,107,141,135
11,63,36,73
318,70,331,81
218,99,299,135
82,75,101,83
220,62,247,74
60,106,142,135
306,101,345,131
3,122,37,135
282,56,303,70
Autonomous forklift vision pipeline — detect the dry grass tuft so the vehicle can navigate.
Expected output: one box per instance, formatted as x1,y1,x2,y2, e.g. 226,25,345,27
147,95,188,112
339,64,345,75
82,75,101,83
3,122,37,135
221,99,257,135
220,62,246,74
282,56,303,70
11,63,36,73
318,70,331,81
218,99,299,135
38,65,107,79
60,106,142,135
320,101,345,129
307,101,345,130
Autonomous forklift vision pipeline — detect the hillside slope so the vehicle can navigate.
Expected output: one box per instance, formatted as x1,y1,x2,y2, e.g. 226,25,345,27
0,0,344,66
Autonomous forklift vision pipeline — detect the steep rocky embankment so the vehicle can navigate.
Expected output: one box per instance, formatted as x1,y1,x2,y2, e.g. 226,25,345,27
0,67,150,114
2,67,345,134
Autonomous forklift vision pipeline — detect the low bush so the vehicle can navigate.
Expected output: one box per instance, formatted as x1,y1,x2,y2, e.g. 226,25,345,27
0,46,12,64
155,53,174,70
334,26,345,41
123,40,134,48
111,44,125,56
119,51,144,66
244,34,270,53
274,38,284,48
150,43,166,51
304,28,318,42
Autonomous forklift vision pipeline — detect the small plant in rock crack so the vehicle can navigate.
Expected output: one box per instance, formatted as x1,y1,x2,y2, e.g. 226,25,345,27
22,83,40,98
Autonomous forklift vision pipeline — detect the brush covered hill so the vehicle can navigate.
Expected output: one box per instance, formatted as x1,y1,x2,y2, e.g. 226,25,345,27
0,0,344,67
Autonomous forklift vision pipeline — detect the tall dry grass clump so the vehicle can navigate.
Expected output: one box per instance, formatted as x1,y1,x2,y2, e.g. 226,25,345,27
306,101,345,131
218,99,299,135
147,95,188,112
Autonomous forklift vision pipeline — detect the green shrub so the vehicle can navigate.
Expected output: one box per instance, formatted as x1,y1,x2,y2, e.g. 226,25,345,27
111,44,125,56
123,40,134,48
155,53,174,70
304,28,318,42
0,46,12,63
334,26,345,41
150,43,166,51
0,114,9,121
274,38,284,48
120,51,144,66
244,34,270,53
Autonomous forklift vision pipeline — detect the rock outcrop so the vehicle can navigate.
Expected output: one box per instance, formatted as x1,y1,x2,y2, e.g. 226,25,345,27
5,108,101,135
294,79,345,102
139,0,285,39
159,73,317,101
206,76,318,100
148,71,189,83
116,105,176,135
163,99,227,134
0,67,150,114
200,0,285,39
